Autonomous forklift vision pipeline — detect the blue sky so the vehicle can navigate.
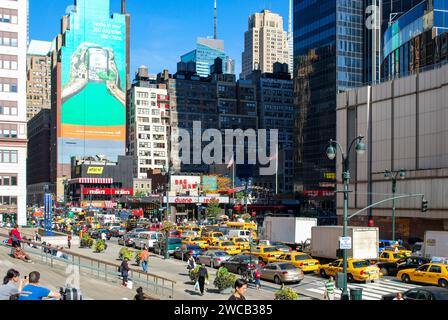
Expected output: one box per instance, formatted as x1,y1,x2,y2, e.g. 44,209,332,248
30,0,290,77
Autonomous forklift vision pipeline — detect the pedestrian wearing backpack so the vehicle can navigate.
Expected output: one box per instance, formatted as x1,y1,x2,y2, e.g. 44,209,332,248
196,264,208,296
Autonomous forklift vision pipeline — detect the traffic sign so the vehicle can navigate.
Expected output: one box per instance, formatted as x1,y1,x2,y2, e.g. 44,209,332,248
339,236,352,249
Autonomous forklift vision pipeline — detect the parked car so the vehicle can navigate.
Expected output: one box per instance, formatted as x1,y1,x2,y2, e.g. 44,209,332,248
134,231,164,250
381,286,448,300
173,245,204,261
260,262,304,284
167,230,182,238
221,254,263,275
377,256,431,276
272,252,320,273
181,231,199,238
197,250,232,268
118,232,139,247
154,237,183,256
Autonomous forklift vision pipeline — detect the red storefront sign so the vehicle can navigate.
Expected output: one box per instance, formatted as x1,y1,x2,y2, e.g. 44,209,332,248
174,197,193,203
304,190,335,197
83,188,133,195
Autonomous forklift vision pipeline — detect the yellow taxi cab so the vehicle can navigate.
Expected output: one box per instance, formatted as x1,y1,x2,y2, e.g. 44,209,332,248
272,252,320,273
397,263,448,288
202,231,224,244
208,240,241,255
377,250,407,263
386,246,412,257
251,245,284,263
319,259,382,283
181,236,209,249
229,237,250,251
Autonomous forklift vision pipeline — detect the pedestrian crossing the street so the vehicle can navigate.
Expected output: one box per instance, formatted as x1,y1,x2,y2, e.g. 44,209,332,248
305,278,421,300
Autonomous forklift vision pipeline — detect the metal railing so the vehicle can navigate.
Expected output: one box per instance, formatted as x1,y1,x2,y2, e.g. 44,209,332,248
0,233,175,299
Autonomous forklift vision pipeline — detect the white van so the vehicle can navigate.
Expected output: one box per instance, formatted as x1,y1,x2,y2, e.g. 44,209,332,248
228,229,251,240
134,231,163,250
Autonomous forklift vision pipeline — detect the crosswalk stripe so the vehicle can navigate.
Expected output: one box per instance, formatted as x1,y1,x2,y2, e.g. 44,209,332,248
306,287,382,300
353,282,412,294
383,278,420,288
346,283,397,297
371,280,419,291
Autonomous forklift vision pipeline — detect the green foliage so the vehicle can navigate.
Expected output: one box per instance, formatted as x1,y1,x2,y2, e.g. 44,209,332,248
241,213,251,222
274,285,299,300
135,249,143,265
161,221,176,232
206,199,221,217
94,239,107,253
189,265,201,281
119,247,134,261
134,190,146,198
80,233,94,248
235,192,244,202
213,267,238,291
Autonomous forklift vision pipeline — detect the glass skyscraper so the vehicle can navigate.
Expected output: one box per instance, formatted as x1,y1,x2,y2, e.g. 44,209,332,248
293,0,364,210
181,37,234,77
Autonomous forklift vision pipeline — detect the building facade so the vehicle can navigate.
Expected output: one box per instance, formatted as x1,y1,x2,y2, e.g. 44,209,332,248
248,63,294,193
67,155,133,208
242,10,290,80
26,40,52,121
127,66,169,179
293,0,365,210
181,37,234,78
0,0,27,226
382,0,448,79
50,0,128,201
26,109,51,206
337,63,448,239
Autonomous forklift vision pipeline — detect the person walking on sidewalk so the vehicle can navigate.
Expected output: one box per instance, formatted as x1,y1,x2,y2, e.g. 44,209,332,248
196,264,208,296
228,279,248,300
67,232,72,249
140,246,150,273
324,276,335,300
120,259,130,287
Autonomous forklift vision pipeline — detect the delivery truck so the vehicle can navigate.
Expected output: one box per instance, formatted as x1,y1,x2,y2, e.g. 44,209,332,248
310,226,379,262
421,231,448,260
262,217,317,245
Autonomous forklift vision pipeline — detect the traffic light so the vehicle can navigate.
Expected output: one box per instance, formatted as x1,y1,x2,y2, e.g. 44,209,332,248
421,199,428,213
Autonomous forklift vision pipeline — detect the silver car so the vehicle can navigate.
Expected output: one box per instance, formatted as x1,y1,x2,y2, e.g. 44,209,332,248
118,232,139,247
197,250,232,268
260,262,304,284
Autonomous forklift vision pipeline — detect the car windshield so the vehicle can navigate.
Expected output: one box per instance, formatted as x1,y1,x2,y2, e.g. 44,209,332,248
221,242,234,246
214,251,228,257
234,239,245,243
279,264,297,270
214,233,223,237
168,238,182,244
187,245,201,250
295,255,313,261
413,244,422,251
191,238,203,241
352,260,371,268
263,247,278,253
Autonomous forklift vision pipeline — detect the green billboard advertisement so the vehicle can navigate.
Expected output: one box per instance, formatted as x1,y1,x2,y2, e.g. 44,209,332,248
58,0,127,164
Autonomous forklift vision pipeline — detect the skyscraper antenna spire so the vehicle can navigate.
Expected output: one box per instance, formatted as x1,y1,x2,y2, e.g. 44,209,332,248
121,0,126,14
214,0,217,39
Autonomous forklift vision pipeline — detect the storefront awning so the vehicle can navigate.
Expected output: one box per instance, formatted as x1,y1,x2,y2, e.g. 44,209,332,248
70,178,113,184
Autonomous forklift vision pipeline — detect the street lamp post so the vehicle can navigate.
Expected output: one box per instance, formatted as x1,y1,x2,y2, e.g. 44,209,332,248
326,136,366,300
162,165,173,260
384,169,406,242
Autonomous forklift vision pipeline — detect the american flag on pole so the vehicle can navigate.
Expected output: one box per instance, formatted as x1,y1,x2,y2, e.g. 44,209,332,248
227,152,235,169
